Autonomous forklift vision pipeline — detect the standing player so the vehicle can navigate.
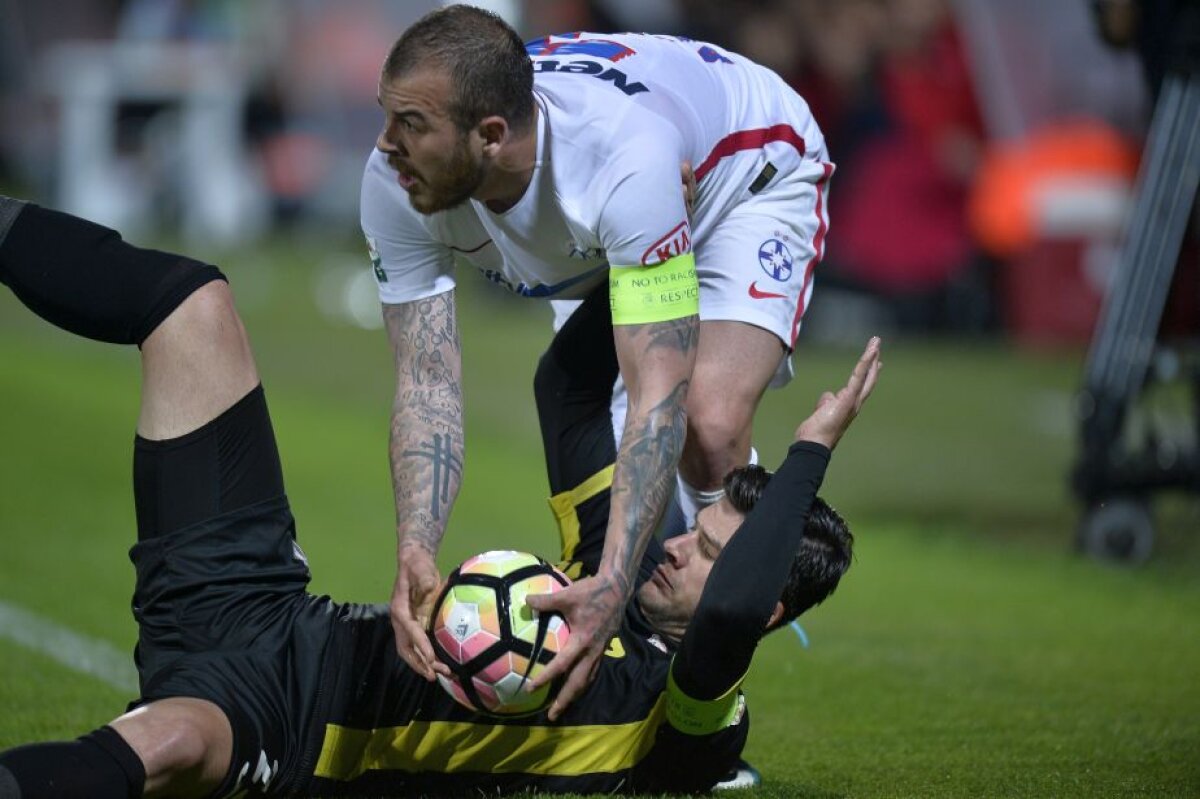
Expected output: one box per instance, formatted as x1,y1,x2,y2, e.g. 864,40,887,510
363,5,835,713
0,198,874,798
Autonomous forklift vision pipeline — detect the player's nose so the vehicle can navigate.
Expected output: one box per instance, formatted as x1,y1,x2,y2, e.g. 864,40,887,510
376,128,404,156
663,537,686,567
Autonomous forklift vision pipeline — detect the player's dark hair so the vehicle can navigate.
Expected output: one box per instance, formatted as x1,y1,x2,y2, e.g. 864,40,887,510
382,5,535,135
723,465,854,630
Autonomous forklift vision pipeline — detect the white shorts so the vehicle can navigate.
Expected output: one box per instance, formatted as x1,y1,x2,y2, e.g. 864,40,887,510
552,150,834,398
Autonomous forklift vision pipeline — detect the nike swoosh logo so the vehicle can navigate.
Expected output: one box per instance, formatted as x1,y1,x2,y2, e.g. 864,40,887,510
748,282,786,299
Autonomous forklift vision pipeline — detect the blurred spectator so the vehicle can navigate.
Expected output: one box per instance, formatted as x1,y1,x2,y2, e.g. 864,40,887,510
958,0,1149,346
787,0,992,334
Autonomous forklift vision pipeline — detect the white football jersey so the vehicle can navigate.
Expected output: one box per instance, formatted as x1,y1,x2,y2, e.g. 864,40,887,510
361,32,830,305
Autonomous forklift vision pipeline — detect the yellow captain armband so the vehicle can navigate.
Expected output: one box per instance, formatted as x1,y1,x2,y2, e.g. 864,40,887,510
608,253,699,326
665,661,747,736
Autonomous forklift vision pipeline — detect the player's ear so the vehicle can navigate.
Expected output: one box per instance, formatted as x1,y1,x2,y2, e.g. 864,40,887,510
477,115,508,156
767,602,785,630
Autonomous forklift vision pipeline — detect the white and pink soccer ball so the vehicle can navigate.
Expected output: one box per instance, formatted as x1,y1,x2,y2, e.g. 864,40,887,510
429,550,571,716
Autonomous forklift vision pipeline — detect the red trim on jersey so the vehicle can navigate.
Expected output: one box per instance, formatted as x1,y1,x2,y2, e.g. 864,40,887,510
790,162,834,346
694,125,807,182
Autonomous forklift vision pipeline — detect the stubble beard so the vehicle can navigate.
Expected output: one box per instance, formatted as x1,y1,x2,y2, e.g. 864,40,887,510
408,137,485,215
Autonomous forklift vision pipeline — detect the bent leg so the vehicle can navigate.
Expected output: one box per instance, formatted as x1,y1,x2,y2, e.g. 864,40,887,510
137,280,258,440
0,197,253,442
0,198,224,347
677,320,785,517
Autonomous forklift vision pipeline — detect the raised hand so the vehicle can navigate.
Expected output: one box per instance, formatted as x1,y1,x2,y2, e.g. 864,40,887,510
795,337,882,450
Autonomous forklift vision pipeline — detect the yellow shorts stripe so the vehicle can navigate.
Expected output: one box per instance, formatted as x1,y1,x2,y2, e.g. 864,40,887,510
548,464,614,573
609,253,699,326
315,695,667,781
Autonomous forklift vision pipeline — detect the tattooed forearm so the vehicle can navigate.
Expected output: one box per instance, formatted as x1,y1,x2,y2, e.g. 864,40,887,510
384,292,465,554
600,315,698,593
644,316,697,354
608,381,690,584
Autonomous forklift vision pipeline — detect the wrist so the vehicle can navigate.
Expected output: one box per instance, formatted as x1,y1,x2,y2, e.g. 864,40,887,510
591,565,632,598
398,536,436,557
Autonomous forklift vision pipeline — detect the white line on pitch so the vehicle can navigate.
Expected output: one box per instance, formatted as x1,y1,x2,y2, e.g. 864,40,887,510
0,599,137,694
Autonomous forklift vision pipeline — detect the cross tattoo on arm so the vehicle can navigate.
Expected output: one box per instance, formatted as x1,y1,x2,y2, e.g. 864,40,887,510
403,433,463,522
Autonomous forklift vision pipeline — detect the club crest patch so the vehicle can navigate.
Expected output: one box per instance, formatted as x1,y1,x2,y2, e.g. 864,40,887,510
758,238,793,281
366,235,386,283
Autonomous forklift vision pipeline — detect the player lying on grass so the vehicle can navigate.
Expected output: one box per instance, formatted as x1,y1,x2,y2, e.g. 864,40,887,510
0,197,878,798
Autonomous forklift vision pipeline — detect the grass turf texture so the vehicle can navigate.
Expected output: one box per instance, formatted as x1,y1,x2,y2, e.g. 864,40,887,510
0,238,1197,797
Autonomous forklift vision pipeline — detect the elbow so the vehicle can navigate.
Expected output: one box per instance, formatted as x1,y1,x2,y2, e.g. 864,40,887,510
692,594,764,639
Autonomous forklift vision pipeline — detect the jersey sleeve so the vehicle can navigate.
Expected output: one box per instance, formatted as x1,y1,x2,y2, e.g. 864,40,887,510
630,700,749,793
669,442,831,706
360,149,457,305
594,131,699,325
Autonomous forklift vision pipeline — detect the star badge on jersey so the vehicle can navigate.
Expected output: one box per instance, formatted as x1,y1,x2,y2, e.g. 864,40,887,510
757,237,793,281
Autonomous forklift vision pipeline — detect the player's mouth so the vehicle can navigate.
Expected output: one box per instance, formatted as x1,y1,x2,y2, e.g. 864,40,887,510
651,565,672,591
390,159,420,190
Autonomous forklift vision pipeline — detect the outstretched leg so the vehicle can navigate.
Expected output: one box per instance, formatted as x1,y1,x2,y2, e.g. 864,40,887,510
0,199,261,796
0,197,255,441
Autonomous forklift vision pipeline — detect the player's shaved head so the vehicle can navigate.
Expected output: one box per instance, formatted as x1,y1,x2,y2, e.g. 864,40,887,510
383,4,534,135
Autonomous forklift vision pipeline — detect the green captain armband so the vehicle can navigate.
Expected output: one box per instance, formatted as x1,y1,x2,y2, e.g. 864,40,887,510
608,253,699,326
665,662,747,736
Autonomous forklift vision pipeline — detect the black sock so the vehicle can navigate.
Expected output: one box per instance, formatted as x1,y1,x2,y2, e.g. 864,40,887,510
0,197,224,345
0,726,145,799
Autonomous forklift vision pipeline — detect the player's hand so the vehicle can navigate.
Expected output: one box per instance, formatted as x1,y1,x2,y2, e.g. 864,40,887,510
524,572,625,720
390,540,451,682
681,161,697,222
795,336,882,450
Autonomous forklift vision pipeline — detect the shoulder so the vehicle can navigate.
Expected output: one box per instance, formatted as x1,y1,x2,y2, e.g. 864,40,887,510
537,90,683,236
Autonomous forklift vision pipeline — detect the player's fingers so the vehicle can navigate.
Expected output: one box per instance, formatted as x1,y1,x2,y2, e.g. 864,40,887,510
858,355,882,408
547,651,601,721
526,636,581,691
846,336,880,392
524,591,565,613
836,339,879,413
393,623,436,681
401,607,442,677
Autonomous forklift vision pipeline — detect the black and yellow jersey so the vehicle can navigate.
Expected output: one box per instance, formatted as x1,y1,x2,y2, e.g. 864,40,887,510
304,595,746,796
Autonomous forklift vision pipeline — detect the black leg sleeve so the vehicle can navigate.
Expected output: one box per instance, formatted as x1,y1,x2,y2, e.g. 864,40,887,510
0,197,224,346
533,284,620,497
0,726,145,799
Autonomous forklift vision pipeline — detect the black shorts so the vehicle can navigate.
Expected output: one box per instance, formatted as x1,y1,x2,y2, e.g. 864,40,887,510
127,387,344,796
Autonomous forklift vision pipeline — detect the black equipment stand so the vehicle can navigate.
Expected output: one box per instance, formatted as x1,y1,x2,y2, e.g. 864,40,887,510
1071,8,1200,563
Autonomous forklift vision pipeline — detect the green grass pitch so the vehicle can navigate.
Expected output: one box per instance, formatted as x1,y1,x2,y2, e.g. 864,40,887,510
0,237,1197,797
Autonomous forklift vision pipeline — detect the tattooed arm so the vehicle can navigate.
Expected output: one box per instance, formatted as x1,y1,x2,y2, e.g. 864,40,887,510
528,313,698,718
383,291,464,680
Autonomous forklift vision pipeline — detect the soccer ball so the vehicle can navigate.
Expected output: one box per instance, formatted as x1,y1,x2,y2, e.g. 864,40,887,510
429,550,571,716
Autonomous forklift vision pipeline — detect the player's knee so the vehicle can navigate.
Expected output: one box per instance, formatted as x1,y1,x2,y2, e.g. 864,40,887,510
155,721,212,775
175,279,239,331
151,279,247,354
686,394,752,461
141,715,227,790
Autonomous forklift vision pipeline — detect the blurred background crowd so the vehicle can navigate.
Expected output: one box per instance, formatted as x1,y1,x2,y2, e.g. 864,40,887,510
0,0,1183,344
